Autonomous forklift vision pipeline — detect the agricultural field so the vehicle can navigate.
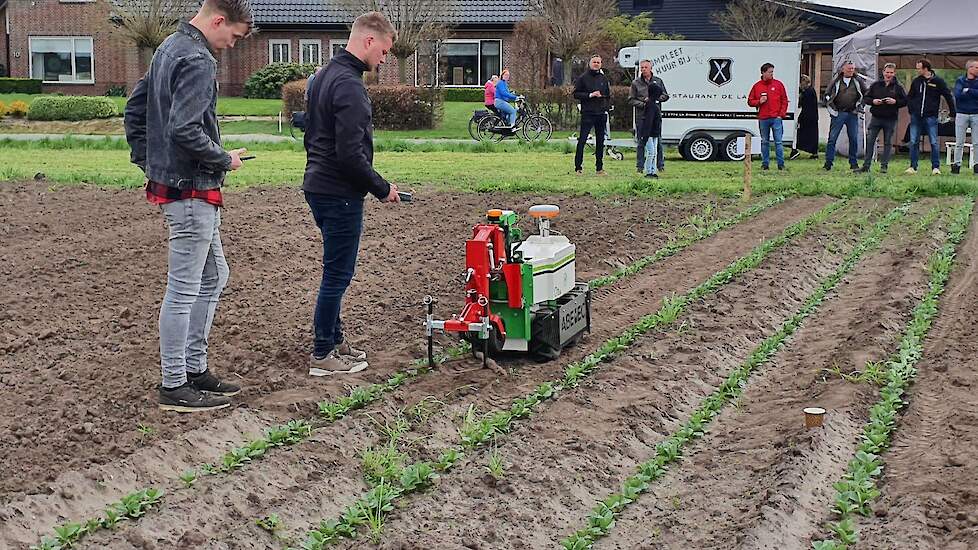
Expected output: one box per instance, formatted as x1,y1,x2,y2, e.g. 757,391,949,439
1,180,977,550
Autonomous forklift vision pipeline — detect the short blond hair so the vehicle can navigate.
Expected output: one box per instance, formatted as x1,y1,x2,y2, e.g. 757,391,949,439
352,11,396,40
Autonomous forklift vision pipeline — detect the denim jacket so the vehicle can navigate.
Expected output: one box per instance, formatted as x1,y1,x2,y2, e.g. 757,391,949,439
124,22,230,190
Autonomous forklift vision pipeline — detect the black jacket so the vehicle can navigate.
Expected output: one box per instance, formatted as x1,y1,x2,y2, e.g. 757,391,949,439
303,49,390,200
863,79,907,119
638,83,663,140
573,69,611,115
907,74,955,119
124,22,229,190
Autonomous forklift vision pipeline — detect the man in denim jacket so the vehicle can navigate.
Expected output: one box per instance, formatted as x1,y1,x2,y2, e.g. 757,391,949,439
125,0,253,412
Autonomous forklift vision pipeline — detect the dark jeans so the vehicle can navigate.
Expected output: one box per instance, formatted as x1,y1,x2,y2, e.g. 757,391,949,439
909,114,940,170
305,192,364,358
863,116,897,169
825,111,860,168
575,112,607,171
636,136,665,170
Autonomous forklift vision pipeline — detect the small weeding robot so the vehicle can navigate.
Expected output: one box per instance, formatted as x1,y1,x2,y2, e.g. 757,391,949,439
424,205,591,367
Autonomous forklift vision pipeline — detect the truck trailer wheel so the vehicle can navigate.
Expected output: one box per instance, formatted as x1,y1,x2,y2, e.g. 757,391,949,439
720,133,747,162
682,133,717,162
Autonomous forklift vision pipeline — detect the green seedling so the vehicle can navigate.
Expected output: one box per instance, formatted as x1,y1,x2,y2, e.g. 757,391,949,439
361,444,406,487
179,469,197,488
486,446,505,480
136,423,154,436
255,513,282,534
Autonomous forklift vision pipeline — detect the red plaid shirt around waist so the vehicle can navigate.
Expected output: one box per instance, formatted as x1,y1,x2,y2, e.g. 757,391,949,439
145,181,223,208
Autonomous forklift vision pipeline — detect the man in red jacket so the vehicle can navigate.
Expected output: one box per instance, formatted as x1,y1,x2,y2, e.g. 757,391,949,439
747,63,789,170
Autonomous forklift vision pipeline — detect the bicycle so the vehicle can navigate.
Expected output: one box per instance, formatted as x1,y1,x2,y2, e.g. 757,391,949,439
472,97,553,142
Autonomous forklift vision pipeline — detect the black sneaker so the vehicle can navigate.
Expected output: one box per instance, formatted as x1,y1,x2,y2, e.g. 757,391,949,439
951,164,961,175
858,166,870,173
188,370,241,396
778,165,785,171
974,164,978,175
761,164,769,170
823,163,832,171
644,173,659,179
880,165,888,174
159,383,231,413
789,149,801,160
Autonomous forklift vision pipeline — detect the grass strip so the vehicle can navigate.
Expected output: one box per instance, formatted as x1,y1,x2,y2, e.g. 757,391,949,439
560,202,909,550
297,199,848,548
29,198,783,548
811,198,974,550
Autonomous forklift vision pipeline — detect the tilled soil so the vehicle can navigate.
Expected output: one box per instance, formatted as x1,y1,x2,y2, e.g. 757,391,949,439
856,207,978,550
0,182,749,546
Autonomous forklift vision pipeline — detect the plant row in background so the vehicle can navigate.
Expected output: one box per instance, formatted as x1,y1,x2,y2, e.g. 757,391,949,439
31,488,163,550
27,198,781,548
811,198,974,550
560,203,909,550
297,200,846,547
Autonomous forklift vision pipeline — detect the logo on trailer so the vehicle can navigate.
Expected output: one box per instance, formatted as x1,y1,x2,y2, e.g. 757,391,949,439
708,58,733,87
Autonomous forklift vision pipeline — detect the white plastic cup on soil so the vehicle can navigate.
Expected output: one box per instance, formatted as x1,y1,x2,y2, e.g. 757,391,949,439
804,407,826,428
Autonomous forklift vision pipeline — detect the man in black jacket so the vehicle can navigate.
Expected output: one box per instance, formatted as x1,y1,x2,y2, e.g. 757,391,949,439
906,58,956,175
303,12,400,376
574,55,612,175
125,0,253,413
860,63,907,173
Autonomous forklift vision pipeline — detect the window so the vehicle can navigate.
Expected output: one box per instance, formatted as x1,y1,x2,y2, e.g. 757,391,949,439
29,37,94,83
330,40,348,59
269,39,291,64
437,39,501,87
300,39,322,65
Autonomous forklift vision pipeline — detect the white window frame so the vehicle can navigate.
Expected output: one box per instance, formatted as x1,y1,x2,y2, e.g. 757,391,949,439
268,39,292,64
329,39,348,59
436,38,502,88
28,36,95,84
299,39,322,65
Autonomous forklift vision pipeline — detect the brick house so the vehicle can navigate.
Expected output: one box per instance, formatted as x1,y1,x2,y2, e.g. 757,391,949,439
0,0,885,97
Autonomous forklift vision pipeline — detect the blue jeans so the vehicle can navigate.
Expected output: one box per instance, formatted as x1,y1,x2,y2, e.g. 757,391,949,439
758,118,784,168
159,199,230,388
825,112,859,168
909,114,940,169
636,135,665,171
305,192,364,358
643,137,659,175
494,99,516,125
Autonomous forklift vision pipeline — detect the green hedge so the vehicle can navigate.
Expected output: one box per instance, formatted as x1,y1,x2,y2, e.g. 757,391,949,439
28,96,119,120
244,63,316,99
444,87,485,102
0,78,43,94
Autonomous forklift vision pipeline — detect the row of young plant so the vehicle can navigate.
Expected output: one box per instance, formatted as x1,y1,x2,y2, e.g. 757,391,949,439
31,488,163,550
296,200,848,547
559,202,910,550
811,198,974,550
28,197,785,549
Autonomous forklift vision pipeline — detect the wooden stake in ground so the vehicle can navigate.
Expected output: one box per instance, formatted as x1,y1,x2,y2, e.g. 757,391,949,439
743,133,752,201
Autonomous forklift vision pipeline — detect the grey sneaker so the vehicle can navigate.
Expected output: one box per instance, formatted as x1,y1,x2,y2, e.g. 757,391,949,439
309,351,368,377
335,342,367,360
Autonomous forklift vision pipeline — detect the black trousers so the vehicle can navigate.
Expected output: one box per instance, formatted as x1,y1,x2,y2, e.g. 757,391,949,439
575,112,607,171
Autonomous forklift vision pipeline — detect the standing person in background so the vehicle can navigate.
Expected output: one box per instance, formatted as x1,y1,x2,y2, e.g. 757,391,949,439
747,62,789,171
638,78,664,179
952,60,978,175
790,74,819,160
494,69,518,126
305,65,323,102
303,11,401,377
484,74,499,112
906,58,955,175
628,59,669,174
573,55,612,175
823,61,868,172
859,63,906,174
125,0,254,412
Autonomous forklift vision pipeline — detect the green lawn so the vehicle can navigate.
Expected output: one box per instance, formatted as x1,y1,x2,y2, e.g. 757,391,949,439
0,93,282,116
2,138,976,199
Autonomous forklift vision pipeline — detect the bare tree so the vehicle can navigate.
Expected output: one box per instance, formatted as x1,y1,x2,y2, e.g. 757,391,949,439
108,0,194,67
528,0,618,85
512,17,552,89
342,0,456,84
711,0,815,42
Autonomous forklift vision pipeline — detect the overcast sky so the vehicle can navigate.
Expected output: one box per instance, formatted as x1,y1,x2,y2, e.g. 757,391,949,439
803,0,912,14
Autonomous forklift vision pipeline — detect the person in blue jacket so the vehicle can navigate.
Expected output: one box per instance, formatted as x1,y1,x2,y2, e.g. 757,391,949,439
952,60,978,175
494,68,518,126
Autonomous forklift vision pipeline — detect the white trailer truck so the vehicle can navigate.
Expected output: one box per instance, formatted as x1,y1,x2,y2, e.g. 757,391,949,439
617,40,802,162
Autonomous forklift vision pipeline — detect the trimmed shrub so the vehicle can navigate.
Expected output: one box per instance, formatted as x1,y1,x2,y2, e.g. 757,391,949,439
524,85,633,131
0,77,43,94
244,63,316,99
8,100,29,117
368,85,443,130
28,96,119,121
282,79,307,114
0,101,7,117
444,87,485,102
